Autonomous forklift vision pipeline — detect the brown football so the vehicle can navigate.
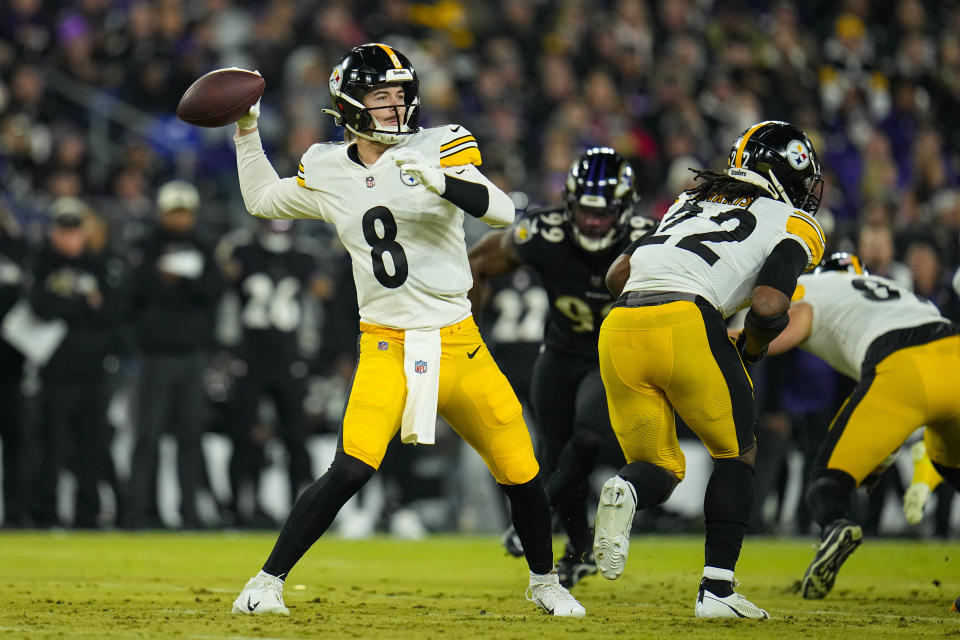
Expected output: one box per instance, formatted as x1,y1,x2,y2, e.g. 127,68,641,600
176,68,265,127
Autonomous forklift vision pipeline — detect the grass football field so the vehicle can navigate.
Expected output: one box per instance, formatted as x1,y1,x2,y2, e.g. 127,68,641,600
1,531,958,639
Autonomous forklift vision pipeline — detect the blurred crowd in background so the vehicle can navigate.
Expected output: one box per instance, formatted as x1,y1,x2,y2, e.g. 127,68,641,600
2,0,960,535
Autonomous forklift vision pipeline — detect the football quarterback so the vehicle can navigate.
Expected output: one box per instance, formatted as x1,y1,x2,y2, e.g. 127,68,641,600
469,147,654,588
228,43,584,618
595,120,826,619
765,252,960,600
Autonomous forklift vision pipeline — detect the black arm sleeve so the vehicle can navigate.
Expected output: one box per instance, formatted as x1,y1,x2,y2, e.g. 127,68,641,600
755,239,809,297
441,175,489,219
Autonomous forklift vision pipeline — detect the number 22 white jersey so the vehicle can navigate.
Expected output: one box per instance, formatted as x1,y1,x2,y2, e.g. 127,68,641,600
622,193,825,318
793,271,948,380
235,124,510,330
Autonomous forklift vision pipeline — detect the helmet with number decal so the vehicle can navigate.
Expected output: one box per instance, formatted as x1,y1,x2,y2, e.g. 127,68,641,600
815,251,868,275
563,147,638,252
726,120,823,215
323,43,420,144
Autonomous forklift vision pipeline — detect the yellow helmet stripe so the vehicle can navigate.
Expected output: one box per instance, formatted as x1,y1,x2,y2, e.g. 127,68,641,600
734,121,771,168
850,255,863,274
375,43,404,69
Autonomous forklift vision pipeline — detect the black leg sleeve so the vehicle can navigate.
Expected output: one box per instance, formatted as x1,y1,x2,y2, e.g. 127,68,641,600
500,475,554,574
932,461,960,493
618,460,679,509
703,458,754,572
263,452,375,579
546,429,605,553
805,468,856,531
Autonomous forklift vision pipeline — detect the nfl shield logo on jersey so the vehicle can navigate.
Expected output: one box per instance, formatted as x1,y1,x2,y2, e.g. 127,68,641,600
378,341,389,351
414,360,427,374
365,176,376,188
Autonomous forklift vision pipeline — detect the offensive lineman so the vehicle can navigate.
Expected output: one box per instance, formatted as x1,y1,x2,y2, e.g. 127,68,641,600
762,253,960,599
228,43,584,618
594,121,827,618
469,147,653,588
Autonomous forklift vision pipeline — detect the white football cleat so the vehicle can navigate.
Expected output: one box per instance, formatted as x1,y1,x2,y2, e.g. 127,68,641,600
526,571,586,618
231,572,290,615
695,580,769,619
593,476,637,580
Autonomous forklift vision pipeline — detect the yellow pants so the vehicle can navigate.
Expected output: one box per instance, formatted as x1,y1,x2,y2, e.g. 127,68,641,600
340,316,538,485
821,335,960,483
598,302,756,480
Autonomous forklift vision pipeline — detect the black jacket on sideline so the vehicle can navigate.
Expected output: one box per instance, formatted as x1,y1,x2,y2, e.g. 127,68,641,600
130,226,223,354
29,244,118,381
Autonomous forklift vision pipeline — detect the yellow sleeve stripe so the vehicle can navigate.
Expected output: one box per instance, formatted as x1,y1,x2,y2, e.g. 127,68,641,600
440,147,482,167
791,283,806,301
296,176,307,187
440,135,476,153
786,213,825,266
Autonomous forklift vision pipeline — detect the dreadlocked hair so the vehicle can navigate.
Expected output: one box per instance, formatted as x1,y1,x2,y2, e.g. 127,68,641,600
684,168,769,205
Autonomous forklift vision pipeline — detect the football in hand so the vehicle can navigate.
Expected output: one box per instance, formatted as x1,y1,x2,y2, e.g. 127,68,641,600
176,68,265,128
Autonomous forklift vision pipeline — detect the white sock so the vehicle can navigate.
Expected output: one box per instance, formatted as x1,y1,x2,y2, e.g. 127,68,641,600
702,566,734,582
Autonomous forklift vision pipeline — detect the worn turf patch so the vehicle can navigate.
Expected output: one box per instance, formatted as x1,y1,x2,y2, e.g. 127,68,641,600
0,532,957,639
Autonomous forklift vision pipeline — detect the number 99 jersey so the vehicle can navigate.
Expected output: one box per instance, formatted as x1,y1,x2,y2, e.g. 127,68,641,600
511,206,652,357
623,193,825,318
792,271,949,380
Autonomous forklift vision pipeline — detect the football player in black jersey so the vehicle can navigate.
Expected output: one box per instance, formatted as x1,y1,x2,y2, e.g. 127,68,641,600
221,219,326,527
469,147,653,587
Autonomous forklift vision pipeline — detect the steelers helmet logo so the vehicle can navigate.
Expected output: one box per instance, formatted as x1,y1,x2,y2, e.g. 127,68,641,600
399,169,417,186
786,139,811,170
329,65,343,95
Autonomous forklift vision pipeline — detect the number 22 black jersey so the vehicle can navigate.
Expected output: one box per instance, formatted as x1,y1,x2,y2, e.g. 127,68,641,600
623,193,825,318
510,206,650,357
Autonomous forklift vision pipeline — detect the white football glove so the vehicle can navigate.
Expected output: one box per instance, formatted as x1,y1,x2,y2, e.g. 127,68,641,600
236,99,260,132
393,148,446,195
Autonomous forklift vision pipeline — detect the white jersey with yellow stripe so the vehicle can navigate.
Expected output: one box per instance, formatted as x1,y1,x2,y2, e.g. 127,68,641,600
792,271,947,380
234,124,507,331
622,192,824,318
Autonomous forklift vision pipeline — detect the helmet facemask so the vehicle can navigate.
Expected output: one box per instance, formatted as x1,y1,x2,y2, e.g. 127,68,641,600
324,44,421,144
564,148,636,252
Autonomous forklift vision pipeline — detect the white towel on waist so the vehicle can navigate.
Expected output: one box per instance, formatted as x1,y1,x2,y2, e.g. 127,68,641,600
400,328,441,445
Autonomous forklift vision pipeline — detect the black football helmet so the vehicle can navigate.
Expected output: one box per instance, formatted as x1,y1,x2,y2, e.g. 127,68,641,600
323,43,420,143
725,120,823,214
814,252,868,275
563,147,637,252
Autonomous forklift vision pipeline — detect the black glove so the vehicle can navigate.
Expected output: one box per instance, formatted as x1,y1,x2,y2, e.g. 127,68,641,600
735,330,767,365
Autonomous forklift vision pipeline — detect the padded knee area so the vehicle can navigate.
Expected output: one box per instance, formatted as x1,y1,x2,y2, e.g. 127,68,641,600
328,452,377,492
805,468,856,527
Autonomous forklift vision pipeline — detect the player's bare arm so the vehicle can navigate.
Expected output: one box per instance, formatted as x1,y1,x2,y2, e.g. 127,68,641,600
605,253,631,297
466,229,522,318
766,302,814,356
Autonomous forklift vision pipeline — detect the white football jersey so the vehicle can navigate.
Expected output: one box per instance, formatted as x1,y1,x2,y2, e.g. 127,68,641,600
235,124,508,330
793,271,948,380
623,193,825,318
